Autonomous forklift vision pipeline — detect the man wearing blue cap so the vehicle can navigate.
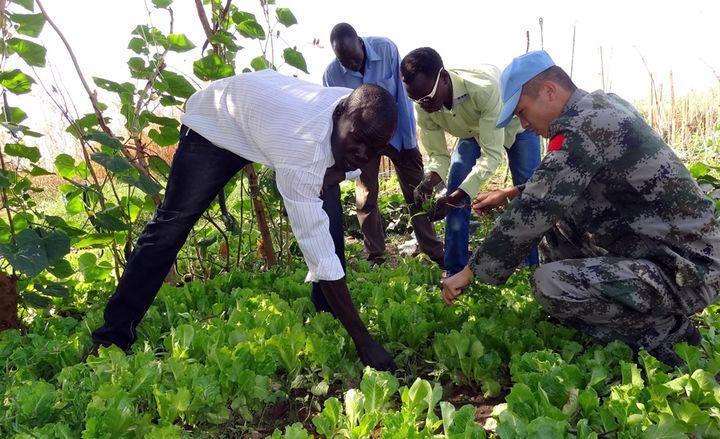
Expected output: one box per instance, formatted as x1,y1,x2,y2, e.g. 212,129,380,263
442,50,720,367
400,47,541,278
323,24,444,267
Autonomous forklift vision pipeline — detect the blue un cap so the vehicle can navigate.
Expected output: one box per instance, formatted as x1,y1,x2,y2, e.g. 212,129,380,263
496,50,556,128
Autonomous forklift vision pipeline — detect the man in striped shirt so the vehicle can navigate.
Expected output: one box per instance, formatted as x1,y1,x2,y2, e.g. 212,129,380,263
90,70,398,371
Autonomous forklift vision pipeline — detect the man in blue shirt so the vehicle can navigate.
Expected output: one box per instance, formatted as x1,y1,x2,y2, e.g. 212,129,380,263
323,23,444,267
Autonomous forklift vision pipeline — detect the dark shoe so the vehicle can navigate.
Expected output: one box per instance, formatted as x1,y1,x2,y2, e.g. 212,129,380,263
355,336,398,372
431,257,446,270
684,322,702,346
368,257,385,268
647,318,702,367
647,343,683,367
81,342,101,363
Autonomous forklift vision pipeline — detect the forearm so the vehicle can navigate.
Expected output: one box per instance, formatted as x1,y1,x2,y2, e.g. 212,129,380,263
318,278,372,343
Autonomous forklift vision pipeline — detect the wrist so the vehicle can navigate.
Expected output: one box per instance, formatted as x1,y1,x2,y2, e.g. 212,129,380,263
428,172,442,187
504,186,521,200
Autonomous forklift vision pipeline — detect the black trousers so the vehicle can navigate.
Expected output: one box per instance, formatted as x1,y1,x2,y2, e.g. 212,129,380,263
92,126,346,350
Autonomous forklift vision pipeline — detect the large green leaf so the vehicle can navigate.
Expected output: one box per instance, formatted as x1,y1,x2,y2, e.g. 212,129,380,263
0,171,10,189
1,122,40,138
0,228,69,278
275,8,297,27
141,112,179,128
93,77,130,94
64,194,84,215
47,259,74,279
1,106,28,124
233,12,265,40
87,132,124,152
29,164,52,176
131,25,167,47
93,207,129,232
312,397,342,438
54,154,75,179
159,95,182,107
250,56,270,71
148,156,170,179
74,232,115,248
210,30,240,52
127,57,151,80
11,0,34,11
155,71,195,99
641,415,686,438
121,172,163,196
128,37,148,55
67,113,101,139
148,125,179,147
41,230,71,262
22,291,51,308
91,152,133,174
166,33,195,52
152,0,172,8
283,48,308,74
77,252,113,282
36,282,69,298
10,13,46,37
193,54,235,81
360,369,398,413
0,229,46,277
0,69,34,94
5,143,40,163
6,38,46,67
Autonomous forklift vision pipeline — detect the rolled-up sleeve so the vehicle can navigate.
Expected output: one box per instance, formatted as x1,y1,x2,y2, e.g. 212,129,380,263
322,65,336,87
470,129,606,284
274,167,344,282
417,108,451,182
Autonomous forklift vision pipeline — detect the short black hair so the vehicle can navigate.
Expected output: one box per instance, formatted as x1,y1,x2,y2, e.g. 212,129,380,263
345,83,397,148
522,66,577,97
400,47,444,85
330,23,357,44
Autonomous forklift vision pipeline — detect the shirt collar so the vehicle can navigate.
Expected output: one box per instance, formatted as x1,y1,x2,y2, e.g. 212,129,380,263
549,88,588,137
338,37,380,76
441,69,470,112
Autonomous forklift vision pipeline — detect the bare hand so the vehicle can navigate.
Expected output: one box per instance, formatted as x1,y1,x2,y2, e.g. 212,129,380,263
355,336,398,372
472,187,519,216
440,266,474,305
430,189,468,221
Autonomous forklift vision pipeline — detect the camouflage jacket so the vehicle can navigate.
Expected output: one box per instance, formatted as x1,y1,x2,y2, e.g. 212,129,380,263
470,89,720,289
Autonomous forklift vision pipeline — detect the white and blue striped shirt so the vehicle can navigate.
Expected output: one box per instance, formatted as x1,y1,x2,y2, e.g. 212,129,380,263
182,70,351,282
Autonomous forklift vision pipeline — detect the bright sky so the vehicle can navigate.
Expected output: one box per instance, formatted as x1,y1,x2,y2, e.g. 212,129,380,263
13,0,720,159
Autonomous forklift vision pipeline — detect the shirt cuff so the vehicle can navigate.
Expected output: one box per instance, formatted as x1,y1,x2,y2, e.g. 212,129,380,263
345,169,362,181
304,254,345,283
459,179,481,200
425,162,447,185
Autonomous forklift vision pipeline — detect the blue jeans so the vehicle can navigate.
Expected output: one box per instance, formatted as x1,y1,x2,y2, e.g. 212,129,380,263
444,130,541,275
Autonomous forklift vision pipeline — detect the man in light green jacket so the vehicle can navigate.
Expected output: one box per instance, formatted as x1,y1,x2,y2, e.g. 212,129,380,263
400,47,541,276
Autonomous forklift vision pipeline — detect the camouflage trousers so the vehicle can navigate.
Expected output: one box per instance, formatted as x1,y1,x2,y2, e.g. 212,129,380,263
532,222,718,350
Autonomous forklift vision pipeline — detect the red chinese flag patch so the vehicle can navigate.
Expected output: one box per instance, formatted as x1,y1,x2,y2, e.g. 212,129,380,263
548,133,565,152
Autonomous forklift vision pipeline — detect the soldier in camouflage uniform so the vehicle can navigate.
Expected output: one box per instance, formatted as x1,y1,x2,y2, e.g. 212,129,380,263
442,50,720,366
